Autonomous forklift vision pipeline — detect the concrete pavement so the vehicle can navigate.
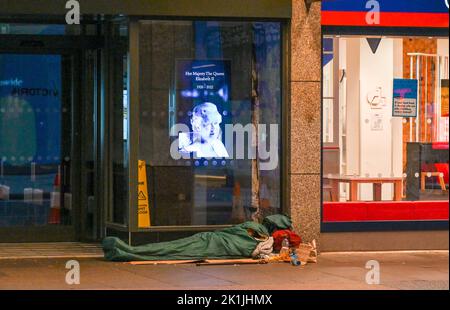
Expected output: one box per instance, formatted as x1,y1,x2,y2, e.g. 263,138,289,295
0,251,448,290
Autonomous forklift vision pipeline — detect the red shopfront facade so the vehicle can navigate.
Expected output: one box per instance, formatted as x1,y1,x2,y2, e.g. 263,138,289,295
320,0,449,249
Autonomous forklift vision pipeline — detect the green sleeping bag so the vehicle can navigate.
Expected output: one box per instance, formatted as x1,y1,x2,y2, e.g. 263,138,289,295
262,214,293,234
103,221,270,262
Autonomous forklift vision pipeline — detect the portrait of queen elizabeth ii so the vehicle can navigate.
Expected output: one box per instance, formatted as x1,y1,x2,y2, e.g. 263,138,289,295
178,102,229,158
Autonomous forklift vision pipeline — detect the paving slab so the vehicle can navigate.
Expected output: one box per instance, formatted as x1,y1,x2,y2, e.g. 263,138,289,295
0,251,448,290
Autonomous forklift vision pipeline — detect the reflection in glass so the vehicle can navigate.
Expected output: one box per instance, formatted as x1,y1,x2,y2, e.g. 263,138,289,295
0,54,71,227
139,21,282,226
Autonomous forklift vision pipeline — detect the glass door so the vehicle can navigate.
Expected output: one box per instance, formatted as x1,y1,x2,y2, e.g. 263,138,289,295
0,51,80,242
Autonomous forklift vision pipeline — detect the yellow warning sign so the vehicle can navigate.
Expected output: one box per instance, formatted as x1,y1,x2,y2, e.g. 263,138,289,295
138,160,151,228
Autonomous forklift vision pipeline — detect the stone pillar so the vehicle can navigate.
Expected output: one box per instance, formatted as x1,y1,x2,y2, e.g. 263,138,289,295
290,0,322,245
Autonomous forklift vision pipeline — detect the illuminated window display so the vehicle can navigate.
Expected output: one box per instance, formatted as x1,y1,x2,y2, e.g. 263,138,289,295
322,35,449,225
138,21,282,226
320,0,449,230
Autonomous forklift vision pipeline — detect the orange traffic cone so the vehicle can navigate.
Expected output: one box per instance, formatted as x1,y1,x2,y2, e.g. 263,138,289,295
48,171,61,224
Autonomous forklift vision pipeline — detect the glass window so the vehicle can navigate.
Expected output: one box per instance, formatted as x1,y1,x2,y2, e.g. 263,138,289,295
0,53,73,227
322,36,449,226
138,20,282,226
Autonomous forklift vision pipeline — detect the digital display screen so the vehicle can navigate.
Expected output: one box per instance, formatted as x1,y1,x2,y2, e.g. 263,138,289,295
172,59,231,160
